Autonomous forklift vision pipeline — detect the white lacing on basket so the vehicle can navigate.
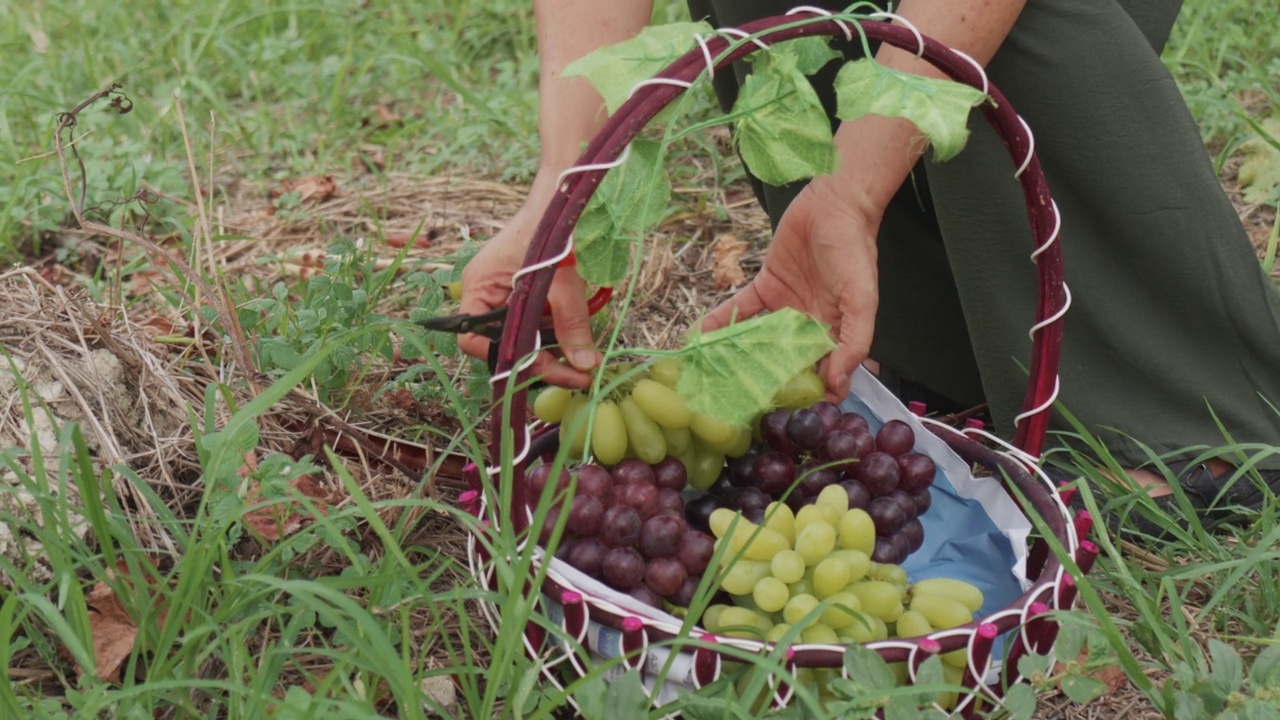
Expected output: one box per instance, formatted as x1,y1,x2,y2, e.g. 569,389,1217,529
866,11,924,57
785,6,854,42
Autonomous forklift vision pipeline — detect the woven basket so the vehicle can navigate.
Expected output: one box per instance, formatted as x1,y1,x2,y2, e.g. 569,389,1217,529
463,9,1098,718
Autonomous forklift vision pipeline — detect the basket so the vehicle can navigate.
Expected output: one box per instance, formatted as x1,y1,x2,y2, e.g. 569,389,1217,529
463,8,1098,718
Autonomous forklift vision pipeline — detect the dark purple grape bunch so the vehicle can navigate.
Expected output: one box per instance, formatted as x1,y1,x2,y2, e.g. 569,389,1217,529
753,402,939,564
531,457,713,609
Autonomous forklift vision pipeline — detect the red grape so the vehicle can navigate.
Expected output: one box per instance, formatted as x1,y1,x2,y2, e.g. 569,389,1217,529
809,401,842,432
835,412,871,436
897,452,936,493
871,535,904,564
759,409,794,452
676,530,715,575
670,574,702,608
566,495,604,536
612,458,655,487
628,584,663,609
839,479,871,510
708,473,736,498
875,420,916,457
728,487,770,515
567,536,607,577
616,480,660,519
645,556,688,598
575,464,613,502
684,494,720,534
911,489,933,516
797,466,839,498
816,430,861,470
868,495,907,534
602,546,646,590
856,451,901,496
786,409,825,450
741,505,766,523
901,519,925,553
888,489,918,520
751,451,797,496
538,507,562,544
554,536,577,562
600,505,642,547
652,457,688,492
639,514,685,559
727,451,758,487
656,487,685,516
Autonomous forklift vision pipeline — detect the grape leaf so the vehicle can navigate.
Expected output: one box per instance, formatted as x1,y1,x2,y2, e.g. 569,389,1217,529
834,59,986,162
573,139,671,286
733,44,837,186
563,21,715,114
1237,119,1280,204
677,308,835,428
771,36,840,76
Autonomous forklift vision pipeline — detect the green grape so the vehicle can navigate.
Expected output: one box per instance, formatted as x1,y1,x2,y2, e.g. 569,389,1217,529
618,396,666,464
788,575,814,598
762,502,796,546
837,611,879,643
660,424,693,457
939,662,965,710
830,549,872,584
812,557,852,599
533,386,574,424
708,508,738,538
720,559,772,596
715,607,770,639
773,369,825,410
650,358,682,387
770,550,806,585
912,578,985,613
869,613,890,641
724,518,789,561
794,505,826,536
753,576,789,613
794,521,836,567
848,581,905,622
888,661,910,687
820,592,862,629
814,484,849,524
800,623,839,644
631,378,692,429
765,622,794,643
560,393,589,456
894,609,933,638
721,424,753,458
589,399,628,465
689,412,738,448
731,592,763,613
837,508,876,555
703,603,730,630
782,593,821,627
909,593,974,630
870,562,909,586
688,442,725,491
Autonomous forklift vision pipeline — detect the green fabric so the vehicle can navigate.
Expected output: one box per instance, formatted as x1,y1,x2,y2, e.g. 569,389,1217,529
685,0,1280,468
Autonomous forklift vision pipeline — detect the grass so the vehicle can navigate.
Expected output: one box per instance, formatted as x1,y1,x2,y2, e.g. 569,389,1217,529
1,0,1279,718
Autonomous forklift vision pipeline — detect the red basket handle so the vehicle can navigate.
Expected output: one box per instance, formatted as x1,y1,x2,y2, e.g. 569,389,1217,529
489,13,1067,528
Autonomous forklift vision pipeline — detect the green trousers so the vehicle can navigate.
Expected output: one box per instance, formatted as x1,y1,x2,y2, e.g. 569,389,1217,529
685,0,1280,468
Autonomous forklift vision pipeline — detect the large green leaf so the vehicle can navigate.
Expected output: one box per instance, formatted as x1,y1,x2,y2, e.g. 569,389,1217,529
732,46,837,186
572,139,671,286
676,308,835,428
563,21,715,114
834,59,986,162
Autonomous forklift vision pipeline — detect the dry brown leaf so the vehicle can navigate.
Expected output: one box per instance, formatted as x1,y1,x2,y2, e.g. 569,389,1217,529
267,176,337,214
242,474,340,542
83,581,138,683
1054,647,1128,696
710,233,748,290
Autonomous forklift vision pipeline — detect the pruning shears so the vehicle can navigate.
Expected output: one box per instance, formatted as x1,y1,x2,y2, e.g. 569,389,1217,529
418,287,613,373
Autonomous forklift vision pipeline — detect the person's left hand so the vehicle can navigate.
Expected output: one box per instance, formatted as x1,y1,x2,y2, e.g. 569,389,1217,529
701,179,882,402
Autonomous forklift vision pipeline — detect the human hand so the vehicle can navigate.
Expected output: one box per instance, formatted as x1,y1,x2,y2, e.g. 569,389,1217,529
458,195,602,389
701,180,881,402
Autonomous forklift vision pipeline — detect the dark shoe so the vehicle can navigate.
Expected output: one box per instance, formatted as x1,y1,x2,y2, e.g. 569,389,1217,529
1054,462,1280,542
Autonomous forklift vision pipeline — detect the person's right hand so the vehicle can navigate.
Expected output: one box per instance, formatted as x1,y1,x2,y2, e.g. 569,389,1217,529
457,195,602,389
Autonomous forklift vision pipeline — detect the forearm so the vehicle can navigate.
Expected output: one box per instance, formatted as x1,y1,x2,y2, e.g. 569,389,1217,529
530,0,654,195
819,0,1026,220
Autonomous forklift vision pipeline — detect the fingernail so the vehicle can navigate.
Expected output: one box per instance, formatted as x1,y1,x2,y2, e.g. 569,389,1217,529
572,350,599,370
